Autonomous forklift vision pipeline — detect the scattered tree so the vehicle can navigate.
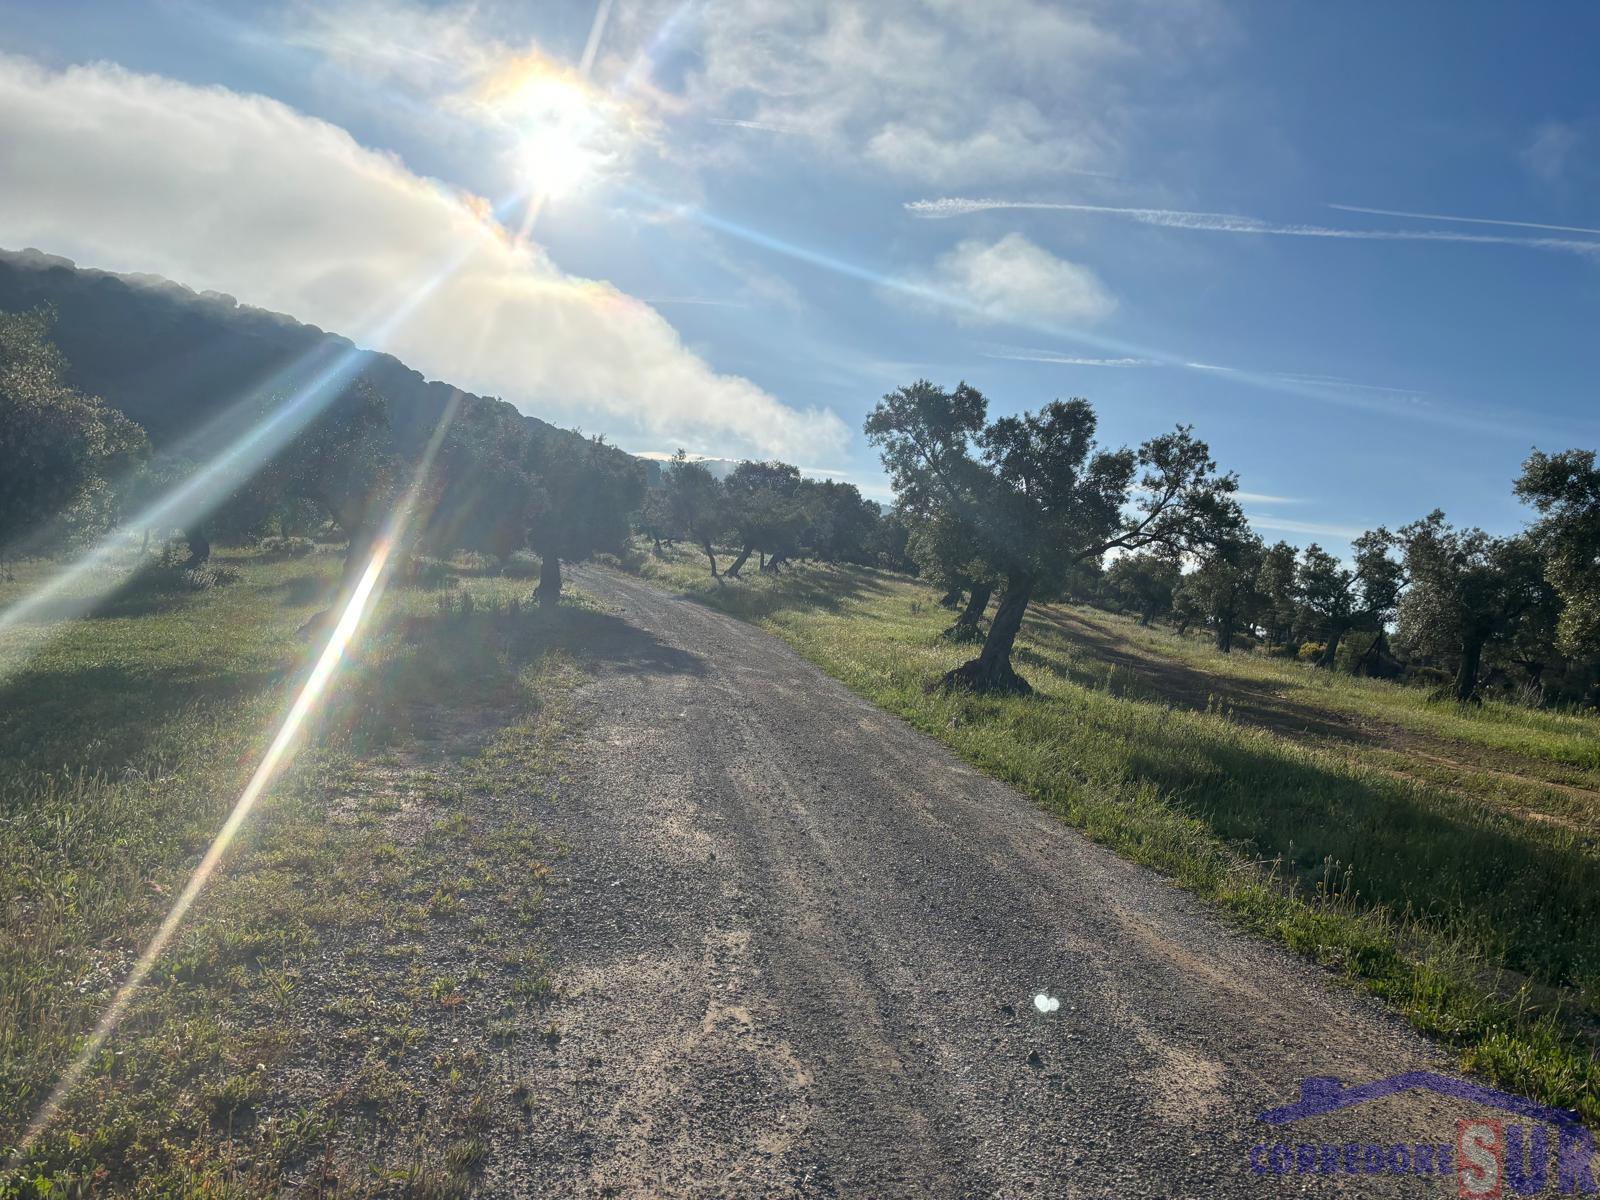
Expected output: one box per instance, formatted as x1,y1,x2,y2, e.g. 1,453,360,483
721,461,806,577
660,451,727,576
1294,530,1403,669
1395,513,1555,703
526,433,645,607
1104,551,1181,626
1516,449,1600,660
866,381,1241,692
1176,534,1264,653
0,307,148,558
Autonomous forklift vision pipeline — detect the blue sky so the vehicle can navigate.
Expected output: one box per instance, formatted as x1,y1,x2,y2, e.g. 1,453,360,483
2,1,1598,547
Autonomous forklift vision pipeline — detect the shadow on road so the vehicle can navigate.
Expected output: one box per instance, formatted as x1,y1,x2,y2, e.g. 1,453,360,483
559,607,709,679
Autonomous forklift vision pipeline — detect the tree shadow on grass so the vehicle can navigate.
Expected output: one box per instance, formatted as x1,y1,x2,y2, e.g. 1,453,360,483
1088,693,1600,1003
269,574,329,607
346,603,710,760
0,659,293,785
13,585,200,624
1022,607,1394,745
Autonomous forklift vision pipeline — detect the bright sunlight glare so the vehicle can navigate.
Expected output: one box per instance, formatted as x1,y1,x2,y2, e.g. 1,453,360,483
504,73,610,199
11,395,462,1162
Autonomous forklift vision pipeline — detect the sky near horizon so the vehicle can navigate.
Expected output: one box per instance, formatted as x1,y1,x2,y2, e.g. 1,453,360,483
1,1,1598,548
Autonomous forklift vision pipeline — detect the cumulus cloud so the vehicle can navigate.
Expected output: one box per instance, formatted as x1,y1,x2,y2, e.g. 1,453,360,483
918,234,1114,326
0,55,846,461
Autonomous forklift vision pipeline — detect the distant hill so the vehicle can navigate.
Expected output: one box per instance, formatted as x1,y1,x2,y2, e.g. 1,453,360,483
0,247,596,466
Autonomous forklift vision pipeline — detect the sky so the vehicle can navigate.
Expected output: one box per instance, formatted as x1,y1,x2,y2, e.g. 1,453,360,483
1,0,1598,549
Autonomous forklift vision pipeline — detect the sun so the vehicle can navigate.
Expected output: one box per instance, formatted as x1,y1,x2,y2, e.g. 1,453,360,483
502,73,610,200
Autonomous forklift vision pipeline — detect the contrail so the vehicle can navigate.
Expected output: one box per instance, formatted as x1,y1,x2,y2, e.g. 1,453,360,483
905,197,1600,256
579,0,616,76
982,351,1152,367
641,187,1583,441
1329,202,1600,238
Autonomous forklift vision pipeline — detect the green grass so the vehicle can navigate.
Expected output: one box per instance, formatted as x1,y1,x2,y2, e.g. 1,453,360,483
636,543,1600,1122
1069,605,1600,777
0,548,582,1194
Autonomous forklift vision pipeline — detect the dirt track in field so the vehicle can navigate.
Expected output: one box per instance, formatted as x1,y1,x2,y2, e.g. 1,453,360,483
486,567,1501,1198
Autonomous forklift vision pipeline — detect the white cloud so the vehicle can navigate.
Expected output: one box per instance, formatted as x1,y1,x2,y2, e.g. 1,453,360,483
669,0,1146,185
1246,515,1365,541
918,234,1114,326
0,55,846,461
1522,121,1581,184
273,0,1183,187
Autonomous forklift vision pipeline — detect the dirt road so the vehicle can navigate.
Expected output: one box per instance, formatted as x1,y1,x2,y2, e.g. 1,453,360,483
490,567,1474,1197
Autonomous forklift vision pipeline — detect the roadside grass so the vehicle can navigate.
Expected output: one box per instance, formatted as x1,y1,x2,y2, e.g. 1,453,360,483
635,543,1600,1122
1,548,580,1195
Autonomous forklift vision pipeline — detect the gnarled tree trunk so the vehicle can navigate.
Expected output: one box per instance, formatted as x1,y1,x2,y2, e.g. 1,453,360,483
1359,629,1389,677
1454,636,1484,703
943,572,1033,693
183,528,211,568
701,540,719,577
938,586,963,610
942,583,992,642
725,544,754,578
1316,626,1344,670
536,553,562,609
1215,614,1235,654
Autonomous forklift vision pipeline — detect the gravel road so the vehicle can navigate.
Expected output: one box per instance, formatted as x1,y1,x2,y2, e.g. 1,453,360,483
491,567,1477,1198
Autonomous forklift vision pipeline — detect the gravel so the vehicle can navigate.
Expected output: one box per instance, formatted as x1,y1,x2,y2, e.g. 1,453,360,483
486,567,1468,1198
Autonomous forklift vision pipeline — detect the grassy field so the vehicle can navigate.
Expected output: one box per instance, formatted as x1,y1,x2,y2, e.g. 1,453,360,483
0,548,590,1196
634,543,1600,1122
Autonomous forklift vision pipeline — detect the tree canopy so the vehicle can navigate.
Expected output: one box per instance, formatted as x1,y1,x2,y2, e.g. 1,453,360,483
0,307,148,558
865,380,1242,691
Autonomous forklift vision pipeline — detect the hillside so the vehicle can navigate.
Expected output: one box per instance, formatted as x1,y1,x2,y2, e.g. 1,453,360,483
0,247,604,468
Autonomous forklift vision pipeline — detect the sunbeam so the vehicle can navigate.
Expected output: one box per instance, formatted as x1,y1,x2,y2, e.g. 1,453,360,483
0,206,511,684
10,393,463,1161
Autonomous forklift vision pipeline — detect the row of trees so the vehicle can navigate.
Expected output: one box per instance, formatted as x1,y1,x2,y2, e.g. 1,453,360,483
7,309,1595,708
864,379,1597,705
1093,489,1598,706
641,452,905,577
1,308,644,605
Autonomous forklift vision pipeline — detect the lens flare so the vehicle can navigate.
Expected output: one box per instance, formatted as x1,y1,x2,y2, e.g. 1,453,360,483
10,395,461,1162
0,202,514,686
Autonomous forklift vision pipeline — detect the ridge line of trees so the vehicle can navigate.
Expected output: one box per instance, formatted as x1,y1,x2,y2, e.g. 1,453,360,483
1,307,643,606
